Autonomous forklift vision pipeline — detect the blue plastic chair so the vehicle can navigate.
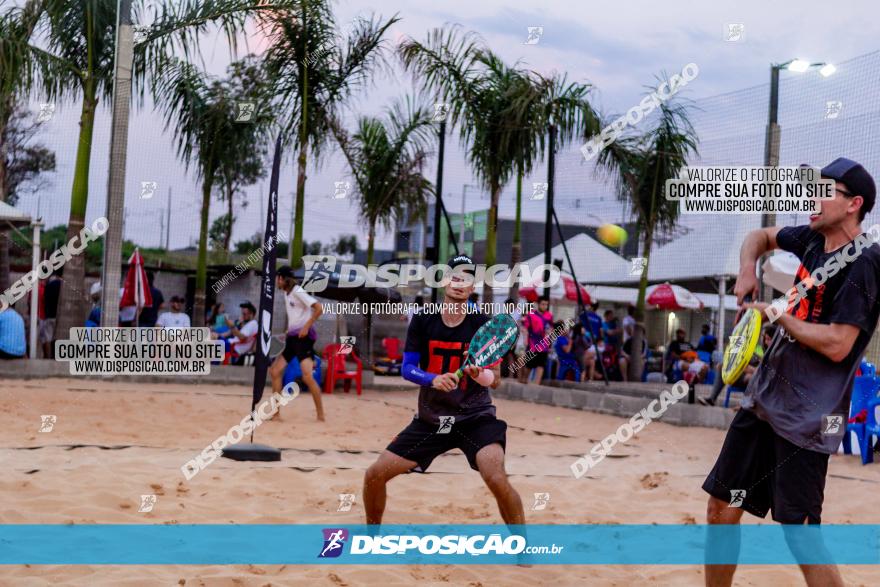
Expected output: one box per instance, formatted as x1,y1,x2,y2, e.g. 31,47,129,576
283,355,322,389
861,378,880,465
843,375,876,462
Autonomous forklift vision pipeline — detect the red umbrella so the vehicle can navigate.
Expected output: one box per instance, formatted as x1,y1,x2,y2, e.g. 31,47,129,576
120,248,153,314
519,271,592,305
646,282,703,310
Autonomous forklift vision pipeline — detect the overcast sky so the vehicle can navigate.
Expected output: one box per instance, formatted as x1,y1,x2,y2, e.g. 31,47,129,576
21,0,880,253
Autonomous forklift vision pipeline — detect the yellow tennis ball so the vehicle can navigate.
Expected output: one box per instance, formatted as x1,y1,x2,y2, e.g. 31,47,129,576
597,224,628,247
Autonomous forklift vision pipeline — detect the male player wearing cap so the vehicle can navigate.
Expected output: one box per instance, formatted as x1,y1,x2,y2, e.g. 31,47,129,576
703,158,880,587
362,255,525,526
269,265,325,421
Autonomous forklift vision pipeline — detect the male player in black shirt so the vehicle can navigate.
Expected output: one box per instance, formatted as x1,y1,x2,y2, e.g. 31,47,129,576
362,255,525,526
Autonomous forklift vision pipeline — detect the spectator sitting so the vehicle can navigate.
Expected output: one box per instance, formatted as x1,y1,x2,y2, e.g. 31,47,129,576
86,282,102,326
571,323,591,382
40,269,62,358
602,309,623,349
0,306,26,359
553,322,581,381
216,302,259,362
678,349,709,384
665,328,695,382
156,296,191,329
207,302,228,334
622,305,636,343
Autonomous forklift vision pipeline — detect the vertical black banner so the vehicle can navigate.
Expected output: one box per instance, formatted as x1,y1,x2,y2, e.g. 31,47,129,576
251,135,282,411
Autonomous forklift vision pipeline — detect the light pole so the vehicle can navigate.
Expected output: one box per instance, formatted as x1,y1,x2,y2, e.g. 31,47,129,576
759,59,835,301
460,184,477,247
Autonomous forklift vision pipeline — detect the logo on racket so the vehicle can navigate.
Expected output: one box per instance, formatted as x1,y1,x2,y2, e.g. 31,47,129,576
728,335,744,354
728,489,747,508
437,416,455,434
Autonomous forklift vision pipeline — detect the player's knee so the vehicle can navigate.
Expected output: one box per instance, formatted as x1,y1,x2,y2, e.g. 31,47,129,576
364,462,391,486
706,496,732,523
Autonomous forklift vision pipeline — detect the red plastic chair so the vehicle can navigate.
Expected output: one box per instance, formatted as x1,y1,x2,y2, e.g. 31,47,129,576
382,337,402,361
322,343,363,395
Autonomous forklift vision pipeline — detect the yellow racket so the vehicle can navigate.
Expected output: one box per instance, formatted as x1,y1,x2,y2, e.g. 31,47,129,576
721,296,762,385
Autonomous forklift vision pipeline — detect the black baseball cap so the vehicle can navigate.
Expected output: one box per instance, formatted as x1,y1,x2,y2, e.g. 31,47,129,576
448,254,476,274
821,157,876,215
240,301,256,314
276,265,295,279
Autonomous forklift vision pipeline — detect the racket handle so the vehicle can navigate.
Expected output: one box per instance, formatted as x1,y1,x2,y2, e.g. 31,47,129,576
453,367,464,380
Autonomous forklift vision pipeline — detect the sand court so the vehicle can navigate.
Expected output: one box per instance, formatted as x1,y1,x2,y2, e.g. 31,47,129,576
2,378,879,585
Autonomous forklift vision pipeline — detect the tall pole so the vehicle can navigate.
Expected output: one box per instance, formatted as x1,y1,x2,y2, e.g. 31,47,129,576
542,123,556,298
459,184,467,248
431,120,446,304
100,0,133,328
29,222,42,359
165,187,171,250
759,64,781,303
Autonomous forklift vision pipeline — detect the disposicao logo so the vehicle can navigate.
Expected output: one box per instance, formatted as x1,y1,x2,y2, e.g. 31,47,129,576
319,528,348,558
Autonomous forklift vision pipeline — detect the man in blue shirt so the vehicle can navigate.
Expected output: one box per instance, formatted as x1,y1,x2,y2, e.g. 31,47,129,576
0,307,26,359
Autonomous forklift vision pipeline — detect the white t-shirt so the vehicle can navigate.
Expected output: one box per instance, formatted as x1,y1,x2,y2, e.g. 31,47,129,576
622,315,636,342
156,311,191,329
285,285,318,333
233,319,259,354
119,288,137,322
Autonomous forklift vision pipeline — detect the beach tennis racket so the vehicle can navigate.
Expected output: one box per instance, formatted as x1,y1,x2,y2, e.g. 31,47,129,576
454,313,520,382
721,295,762,385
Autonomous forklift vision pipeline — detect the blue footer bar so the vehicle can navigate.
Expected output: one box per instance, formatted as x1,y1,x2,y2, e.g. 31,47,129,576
1,524,879,565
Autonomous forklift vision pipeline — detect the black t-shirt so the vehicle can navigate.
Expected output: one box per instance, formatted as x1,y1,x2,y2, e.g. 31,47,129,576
405,311,494,425
667,340,693,359
44,279,61,319
138,287,164,327
743,225,880,453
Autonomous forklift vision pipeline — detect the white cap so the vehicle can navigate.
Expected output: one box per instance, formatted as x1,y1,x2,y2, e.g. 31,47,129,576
90,282,102,296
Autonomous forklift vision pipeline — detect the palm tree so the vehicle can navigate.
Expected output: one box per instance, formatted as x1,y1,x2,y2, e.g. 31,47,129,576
0,1,71,292
331,99,434,264
400,28,599,303
261,2,398,268
502,70,600,298
596,95,698,380
31,0,288,338
154,57,275,326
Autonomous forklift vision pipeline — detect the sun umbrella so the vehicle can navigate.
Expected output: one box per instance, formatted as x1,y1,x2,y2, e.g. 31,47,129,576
518,271,592,305
761,251,800,294
120,248,152,318
646,282,703,310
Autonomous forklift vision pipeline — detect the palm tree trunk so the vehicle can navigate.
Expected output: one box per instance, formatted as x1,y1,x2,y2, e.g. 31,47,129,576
508,169,523,300
0,111,10,293
483,179,501,304
224,183,233,253
55,84,97,340
628,223,654,381
194,174,214,327
289,0,309,268
367,221,375,265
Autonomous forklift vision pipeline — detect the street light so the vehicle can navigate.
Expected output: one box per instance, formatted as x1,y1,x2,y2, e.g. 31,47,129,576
759,57,836,301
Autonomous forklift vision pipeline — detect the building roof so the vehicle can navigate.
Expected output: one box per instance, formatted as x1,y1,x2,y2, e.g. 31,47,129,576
0,201,32,226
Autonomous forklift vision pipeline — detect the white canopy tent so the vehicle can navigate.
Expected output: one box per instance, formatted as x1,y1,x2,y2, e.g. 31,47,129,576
0,201,42,359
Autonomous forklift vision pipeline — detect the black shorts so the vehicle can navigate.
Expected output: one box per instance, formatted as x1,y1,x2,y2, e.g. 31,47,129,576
386,415,507,473
525,351,548,370
702,409,830,524
282,335,315,363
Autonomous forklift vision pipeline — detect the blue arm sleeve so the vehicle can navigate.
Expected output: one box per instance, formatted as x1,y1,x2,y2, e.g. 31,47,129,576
402,351,436,387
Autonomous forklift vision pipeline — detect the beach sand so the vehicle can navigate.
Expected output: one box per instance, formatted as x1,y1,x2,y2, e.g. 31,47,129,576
1,377,878,586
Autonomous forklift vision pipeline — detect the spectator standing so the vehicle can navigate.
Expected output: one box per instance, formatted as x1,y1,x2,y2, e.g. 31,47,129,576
554,322,581,381
602,309,623,349
40,270,62,358
138,272,164,327
87,283,102,326
520,296,553,385
696,324,718,355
